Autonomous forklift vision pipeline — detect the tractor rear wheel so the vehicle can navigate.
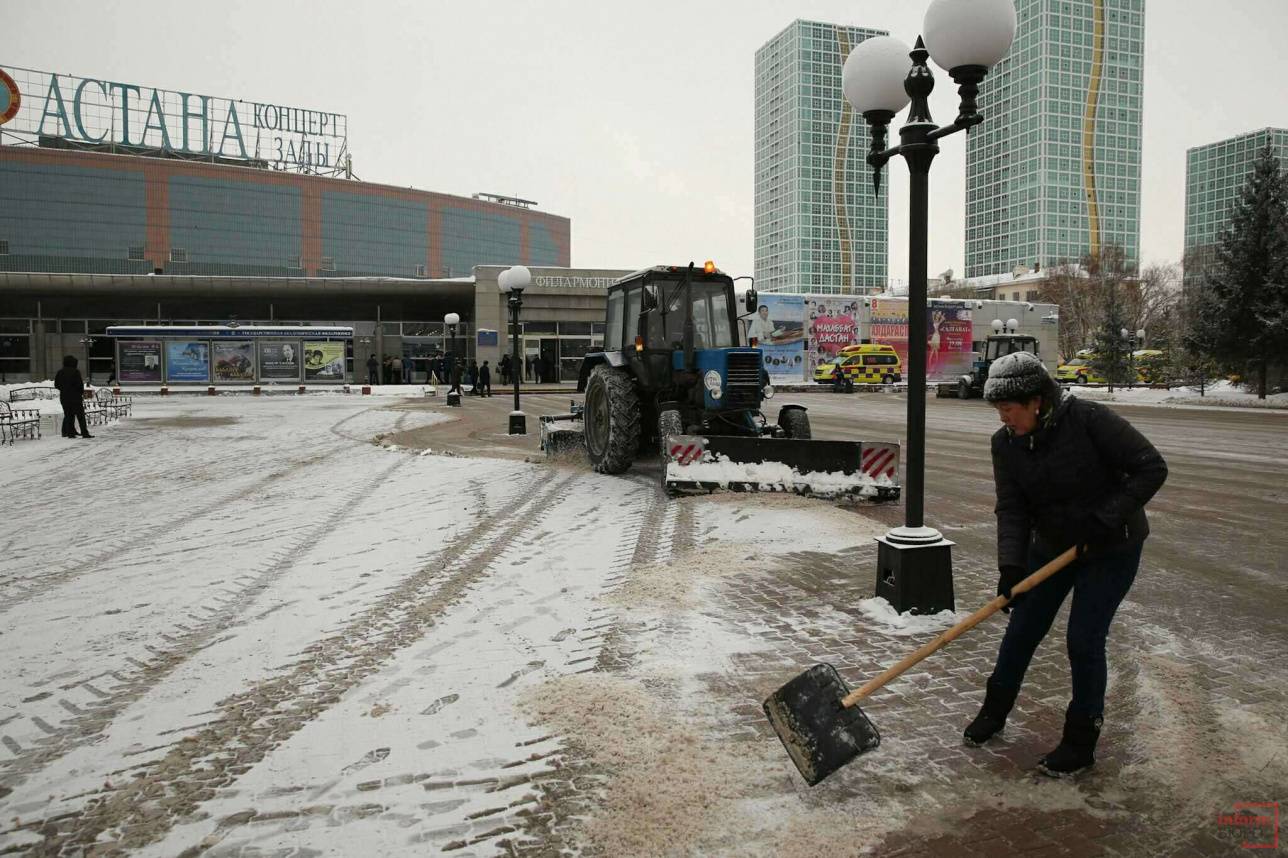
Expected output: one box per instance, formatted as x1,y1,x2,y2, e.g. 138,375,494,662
779,407,811,439
584,365,641,474
657,409,683,456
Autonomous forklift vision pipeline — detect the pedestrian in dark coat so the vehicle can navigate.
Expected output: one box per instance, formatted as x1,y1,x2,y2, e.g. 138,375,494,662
54,355,92,438
467,359,480,394
498,354,511,386
964,352,1167,777
478,360,492,396
446,353,462,395
366,354,379,386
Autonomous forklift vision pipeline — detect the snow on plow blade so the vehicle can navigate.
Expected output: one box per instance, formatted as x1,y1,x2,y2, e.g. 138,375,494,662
663,435,900,500
539,410,585,456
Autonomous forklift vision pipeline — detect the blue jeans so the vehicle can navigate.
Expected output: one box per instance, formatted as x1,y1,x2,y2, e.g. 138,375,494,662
991,540,1142,717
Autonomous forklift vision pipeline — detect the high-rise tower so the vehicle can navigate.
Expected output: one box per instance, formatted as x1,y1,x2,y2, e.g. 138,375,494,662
964,0,1144,277
754,19,889,295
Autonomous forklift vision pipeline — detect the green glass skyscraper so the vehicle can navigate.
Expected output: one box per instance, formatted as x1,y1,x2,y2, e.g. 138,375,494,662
1184,127,1288,278
965,0,1144,277
754,19,889,295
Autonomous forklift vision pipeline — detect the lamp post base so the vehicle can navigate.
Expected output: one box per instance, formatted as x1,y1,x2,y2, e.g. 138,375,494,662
508,411,527,435
446,392,461,407
874,526,955,615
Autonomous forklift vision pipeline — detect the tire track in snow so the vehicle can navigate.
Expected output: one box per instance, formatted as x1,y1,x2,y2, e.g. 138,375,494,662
0,454,412,793
0,399,385,607
0,443,349,614
12,469,567,854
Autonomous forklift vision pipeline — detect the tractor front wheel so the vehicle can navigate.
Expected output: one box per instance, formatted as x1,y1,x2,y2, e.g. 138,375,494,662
584,366,641,474
958,378,972,399
779,407,811,440
657,408,683,456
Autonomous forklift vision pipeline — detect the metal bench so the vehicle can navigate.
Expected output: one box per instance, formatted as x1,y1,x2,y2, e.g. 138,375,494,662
5,384,57,403
0,401,42,445
94,388,133,420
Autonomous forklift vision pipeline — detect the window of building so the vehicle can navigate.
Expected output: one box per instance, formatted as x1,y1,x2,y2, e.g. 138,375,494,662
128,246,146,261
288,255,303,269
322,257,338,271
170,248,188,263
415,264,426,277
0,240,7,255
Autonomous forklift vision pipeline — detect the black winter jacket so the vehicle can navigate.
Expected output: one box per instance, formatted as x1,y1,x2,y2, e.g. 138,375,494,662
992,395,1168,569
54,367,84,402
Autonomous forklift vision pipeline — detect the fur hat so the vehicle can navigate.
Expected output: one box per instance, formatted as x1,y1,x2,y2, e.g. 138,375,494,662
984,351,1056,403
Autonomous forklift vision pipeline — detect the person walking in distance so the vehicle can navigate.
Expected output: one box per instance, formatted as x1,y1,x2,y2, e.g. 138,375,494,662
54,355,93,439
963,352,1167,777
478,360,492,397
366,354,379,386
446,352,463,396
391,355,403,385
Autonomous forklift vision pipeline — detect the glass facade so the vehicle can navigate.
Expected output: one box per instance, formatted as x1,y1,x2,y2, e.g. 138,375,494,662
1184,128,1288,276
965,0,1144,277
0,147,570,278
754,19,889,295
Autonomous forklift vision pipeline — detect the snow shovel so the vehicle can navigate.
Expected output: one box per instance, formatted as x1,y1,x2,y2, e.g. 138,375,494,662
762,545,1079,785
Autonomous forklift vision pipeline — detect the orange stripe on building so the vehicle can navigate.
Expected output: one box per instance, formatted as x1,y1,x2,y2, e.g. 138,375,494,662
1082,0,1104,259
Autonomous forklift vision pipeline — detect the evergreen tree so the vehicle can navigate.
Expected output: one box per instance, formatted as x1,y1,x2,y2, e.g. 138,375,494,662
1090,278,1135,391
1191,146,1288,398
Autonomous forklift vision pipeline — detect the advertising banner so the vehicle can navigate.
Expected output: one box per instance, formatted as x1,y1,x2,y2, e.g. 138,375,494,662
303,341,346,382
870,298,910,368
928,301,974,379
748,294,805,382
212,340,255,382
165,341,209,383
118,341,162,383
259,341,301,380
805,295,863,377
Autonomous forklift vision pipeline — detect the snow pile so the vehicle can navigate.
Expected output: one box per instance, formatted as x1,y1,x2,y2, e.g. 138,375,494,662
857,596,968,636
667,453,891,497
519,673,906,857
1066,381,1288,410
604,543,766,610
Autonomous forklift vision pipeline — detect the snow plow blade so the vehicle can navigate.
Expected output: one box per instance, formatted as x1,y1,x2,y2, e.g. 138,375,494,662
539,402,585,456
663,435,900,500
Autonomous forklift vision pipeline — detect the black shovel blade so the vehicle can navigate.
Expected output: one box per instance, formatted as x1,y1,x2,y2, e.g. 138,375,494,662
762,663,880,786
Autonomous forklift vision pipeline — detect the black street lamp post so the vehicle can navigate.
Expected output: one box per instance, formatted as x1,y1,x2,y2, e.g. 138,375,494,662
843,0,1017,614
499,265,531,434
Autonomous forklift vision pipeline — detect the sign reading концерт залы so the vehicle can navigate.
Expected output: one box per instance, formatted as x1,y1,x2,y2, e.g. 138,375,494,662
0,64,347,174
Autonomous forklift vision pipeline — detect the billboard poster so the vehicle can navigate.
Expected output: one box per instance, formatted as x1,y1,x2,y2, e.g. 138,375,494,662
870,298,910,368
165,341,209,382
212,340,255,382
118,341,162,383
805,295,862,376
749,294,805,382
928,301,974,380
259,341,301,380
303,341,346,382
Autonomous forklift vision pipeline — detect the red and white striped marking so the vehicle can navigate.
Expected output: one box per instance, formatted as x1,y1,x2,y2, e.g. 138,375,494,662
861,444,898,479
666,436,707,466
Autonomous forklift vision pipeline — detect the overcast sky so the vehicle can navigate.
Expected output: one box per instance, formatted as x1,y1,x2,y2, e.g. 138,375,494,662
10,0,1288,282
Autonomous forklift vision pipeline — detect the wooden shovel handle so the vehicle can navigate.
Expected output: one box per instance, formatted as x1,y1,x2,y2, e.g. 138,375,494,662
840,546,1079,709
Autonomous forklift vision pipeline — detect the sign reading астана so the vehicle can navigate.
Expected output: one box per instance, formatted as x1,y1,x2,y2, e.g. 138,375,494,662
0,64,348,174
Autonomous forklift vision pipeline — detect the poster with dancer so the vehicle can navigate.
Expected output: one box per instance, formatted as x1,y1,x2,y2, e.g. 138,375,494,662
927,300,974,380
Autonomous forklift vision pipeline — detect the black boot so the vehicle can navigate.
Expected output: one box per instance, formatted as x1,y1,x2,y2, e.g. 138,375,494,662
1038,709,1102,777
963,678,1019,746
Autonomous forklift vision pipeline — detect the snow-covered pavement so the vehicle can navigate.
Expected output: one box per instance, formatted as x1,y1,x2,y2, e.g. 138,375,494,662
3,393,1285,857
0,396,891,855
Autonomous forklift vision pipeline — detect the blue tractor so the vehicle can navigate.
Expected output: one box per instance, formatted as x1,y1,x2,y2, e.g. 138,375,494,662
568,262,888,495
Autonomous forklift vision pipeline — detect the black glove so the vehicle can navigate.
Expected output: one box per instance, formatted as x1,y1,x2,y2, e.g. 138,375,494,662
997,564,1027,612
